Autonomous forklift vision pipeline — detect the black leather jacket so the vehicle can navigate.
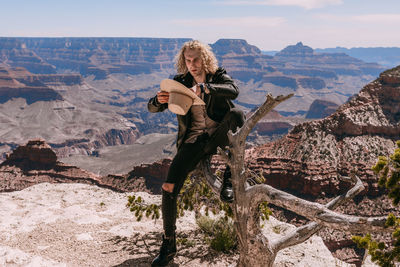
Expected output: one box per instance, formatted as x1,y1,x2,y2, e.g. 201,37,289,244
148,67,239,149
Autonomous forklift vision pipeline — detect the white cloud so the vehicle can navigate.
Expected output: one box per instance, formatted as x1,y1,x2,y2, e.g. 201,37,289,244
171,16,286,27
353,14,400,23
315,13,400,24
217,0,343,9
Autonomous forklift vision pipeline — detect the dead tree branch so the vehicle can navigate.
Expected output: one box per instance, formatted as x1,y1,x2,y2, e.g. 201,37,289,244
246,182,389,233
272,172,366,251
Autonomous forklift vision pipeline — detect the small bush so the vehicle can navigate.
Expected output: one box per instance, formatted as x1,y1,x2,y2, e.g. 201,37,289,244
177,237,196,247
196,215,237,253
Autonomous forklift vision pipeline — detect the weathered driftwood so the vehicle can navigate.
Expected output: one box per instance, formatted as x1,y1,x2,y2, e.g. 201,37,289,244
200,93,392,267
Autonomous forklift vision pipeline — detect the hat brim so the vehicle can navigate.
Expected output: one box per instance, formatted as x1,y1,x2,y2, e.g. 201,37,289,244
160,79,205,106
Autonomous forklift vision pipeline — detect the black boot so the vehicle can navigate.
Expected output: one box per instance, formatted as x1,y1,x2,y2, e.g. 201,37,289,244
220,166,234,203
151,234,176,266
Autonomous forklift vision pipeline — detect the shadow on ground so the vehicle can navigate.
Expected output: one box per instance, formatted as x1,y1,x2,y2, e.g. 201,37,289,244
110,230,237,266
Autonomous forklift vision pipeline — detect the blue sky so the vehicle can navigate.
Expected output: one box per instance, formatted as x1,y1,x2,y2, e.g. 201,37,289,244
1,0,399,50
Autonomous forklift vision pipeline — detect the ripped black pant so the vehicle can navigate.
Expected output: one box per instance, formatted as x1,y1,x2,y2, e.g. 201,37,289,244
162,108,245,237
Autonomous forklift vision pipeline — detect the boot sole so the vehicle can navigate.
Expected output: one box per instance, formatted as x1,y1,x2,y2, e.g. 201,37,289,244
220,194,234,203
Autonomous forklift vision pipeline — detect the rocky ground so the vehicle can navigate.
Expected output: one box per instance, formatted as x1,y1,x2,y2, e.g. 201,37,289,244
0,183,378,267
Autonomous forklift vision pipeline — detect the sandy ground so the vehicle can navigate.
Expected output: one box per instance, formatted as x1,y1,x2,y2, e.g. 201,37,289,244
0,183,377,266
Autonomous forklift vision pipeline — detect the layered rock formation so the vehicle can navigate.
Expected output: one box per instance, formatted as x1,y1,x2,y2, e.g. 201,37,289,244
6,139,57,166
0,38,385,113
50,127,140,158
212,40,384,115
0,139,101,192
0,66,140,160
0,37,191,78
0,139,158,194
0,67,64,104
247,65,400,197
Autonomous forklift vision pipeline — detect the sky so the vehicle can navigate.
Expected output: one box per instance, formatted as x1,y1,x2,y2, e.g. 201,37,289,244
1,0,399,51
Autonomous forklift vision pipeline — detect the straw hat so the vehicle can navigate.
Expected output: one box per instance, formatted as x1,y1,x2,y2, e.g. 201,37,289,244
160,79,205,115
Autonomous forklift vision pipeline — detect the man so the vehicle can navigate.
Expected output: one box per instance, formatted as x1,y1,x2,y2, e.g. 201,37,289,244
148,40,244,266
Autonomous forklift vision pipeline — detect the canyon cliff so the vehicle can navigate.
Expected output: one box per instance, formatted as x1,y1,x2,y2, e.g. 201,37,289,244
0,139,102,192
246,65,400,197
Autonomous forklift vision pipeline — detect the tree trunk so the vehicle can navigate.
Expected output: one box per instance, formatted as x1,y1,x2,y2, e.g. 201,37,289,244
236,199,277,267
229,108,278,267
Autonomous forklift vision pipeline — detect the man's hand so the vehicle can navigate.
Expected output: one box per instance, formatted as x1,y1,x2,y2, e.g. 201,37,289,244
157,91,169,104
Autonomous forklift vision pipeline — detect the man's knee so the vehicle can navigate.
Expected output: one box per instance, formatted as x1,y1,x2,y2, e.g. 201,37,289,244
162,182,175,193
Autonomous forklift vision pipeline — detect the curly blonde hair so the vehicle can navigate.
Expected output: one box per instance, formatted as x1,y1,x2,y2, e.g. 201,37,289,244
175,40,218,75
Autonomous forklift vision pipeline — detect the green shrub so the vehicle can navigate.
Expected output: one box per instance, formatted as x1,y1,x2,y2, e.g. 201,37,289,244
176,237,196,247
197,215,237,253
126,195,160,221
353,140,400,267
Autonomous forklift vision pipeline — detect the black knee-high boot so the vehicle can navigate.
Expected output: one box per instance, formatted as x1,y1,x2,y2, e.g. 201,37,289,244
152,190,177,266
151,234,176,266
220,165,234,203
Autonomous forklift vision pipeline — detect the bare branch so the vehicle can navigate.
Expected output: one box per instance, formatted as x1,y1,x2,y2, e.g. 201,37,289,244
247,183,390,233
272,172,365,251
272,222,321,252
326,172,364,209
236,93,293,143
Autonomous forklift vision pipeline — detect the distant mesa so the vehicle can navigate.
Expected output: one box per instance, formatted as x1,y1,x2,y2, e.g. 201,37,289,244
211,39,262,56
5,139,57,167
275,42,314,57
254,121,293,135
305,99,339,119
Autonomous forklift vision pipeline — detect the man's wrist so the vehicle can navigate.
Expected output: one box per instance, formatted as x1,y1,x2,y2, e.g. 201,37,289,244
154,96,161,105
